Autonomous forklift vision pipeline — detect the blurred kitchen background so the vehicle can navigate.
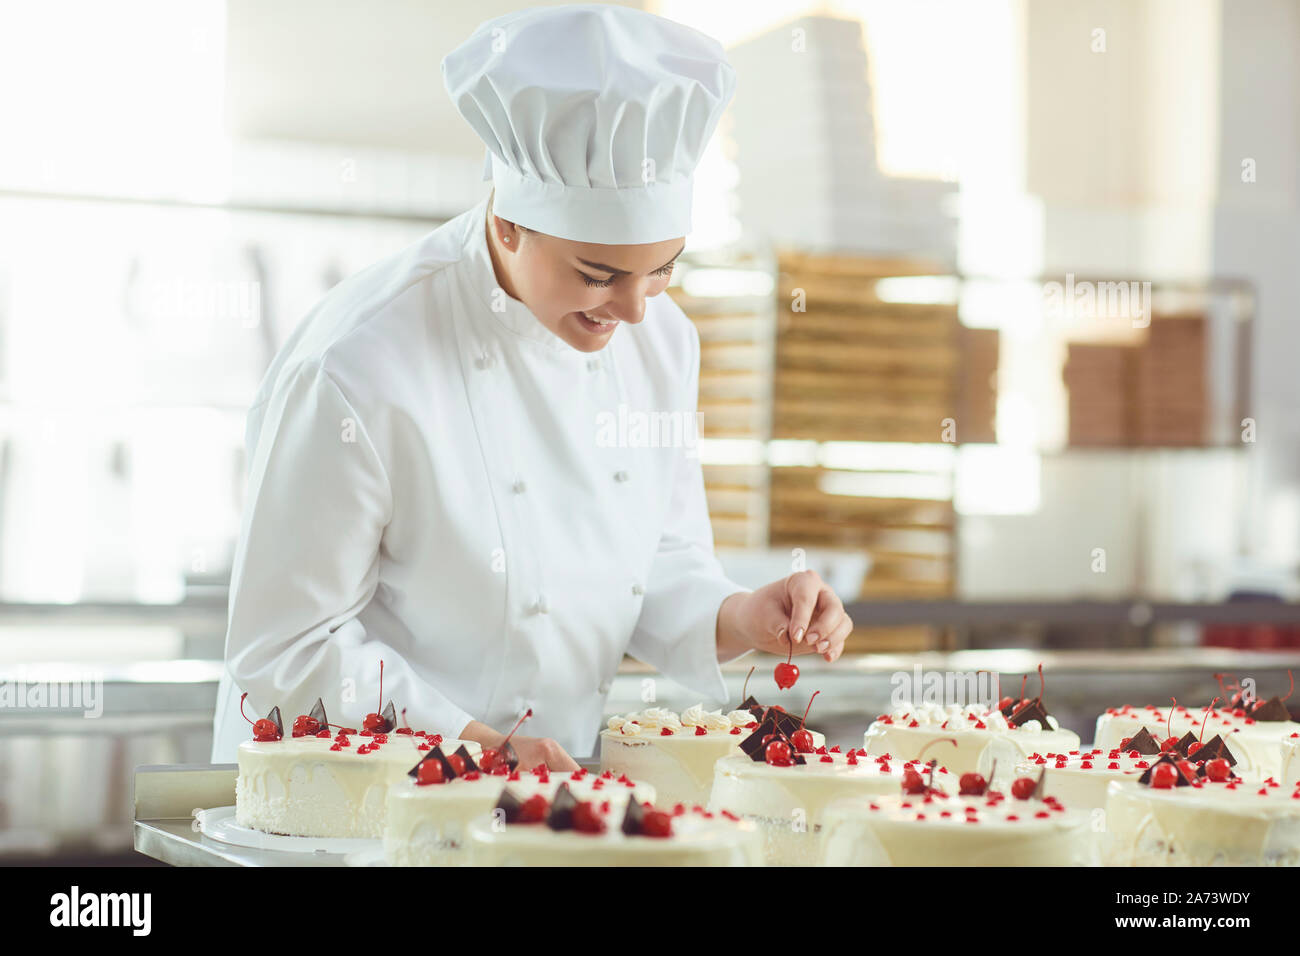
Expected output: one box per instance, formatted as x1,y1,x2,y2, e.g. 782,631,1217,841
1,0,1298,861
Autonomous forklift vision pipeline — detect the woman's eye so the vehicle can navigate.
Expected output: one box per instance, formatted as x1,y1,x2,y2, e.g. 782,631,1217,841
580,273,614,288
654,262,675,278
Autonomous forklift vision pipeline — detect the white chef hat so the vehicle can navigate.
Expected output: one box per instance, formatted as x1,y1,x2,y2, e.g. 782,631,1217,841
441,4,736,245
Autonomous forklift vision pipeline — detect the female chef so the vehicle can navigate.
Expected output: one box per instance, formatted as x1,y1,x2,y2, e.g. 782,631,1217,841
211,5,853,769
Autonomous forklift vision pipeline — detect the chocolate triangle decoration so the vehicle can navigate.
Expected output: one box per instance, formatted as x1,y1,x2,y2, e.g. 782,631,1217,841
1193,734,1237,766
1000,699,1022,718
1122,727,1161,755
493,788,523,824
547,783,578,831
738,714,806,764
453,743,479,773
1007,698,1051,729
1137,753,1194,787
739,695,761,718
1175,731,1198,756
621,797,647,836
1250,696,1292,722
266,706,284,738
407,745,457,780
308,697,328,733
375,701,397,734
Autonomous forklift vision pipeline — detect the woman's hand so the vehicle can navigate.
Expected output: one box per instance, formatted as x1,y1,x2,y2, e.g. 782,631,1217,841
717,569,853,663
508,735,582,772
459,720,581,771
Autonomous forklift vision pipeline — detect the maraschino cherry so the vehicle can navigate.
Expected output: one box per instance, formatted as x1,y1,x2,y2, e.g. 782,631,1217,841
240,693,282,742
1010,776,1036,800
765,738,794,766
362,660,388,733
791,691,820,753
774,630,799,690
481,708,532,773
1160,696,1180,752
961,758,996,796
1187,697,1220,757
416,758,445,786
1204,758,1231,782
1149,763,1178,789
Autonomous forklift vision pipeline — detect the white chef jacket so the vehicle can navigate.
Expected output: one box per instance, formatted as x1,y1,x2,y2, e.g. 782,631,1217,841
210,193,748,762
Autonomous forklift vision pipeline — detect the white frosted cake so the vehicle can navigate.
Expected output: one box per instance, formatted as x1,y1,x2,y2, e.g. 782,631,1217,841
863,701,1080,776
1104,765,1300,866
819,784,1092,866
465,787,763,867
600,703,824,808
709,748,956,866
233,696,478,839
1094,702,1300,777
385,763,654,866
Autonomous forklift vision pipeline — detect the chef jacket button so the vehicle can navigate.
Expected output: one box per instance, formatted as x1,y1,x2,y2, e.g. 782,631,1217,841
586,358,601,372
475,353,494,370
631,583,644,597
512,479,527,494
613,470,629,482
533,594,549,614
598,680,611,695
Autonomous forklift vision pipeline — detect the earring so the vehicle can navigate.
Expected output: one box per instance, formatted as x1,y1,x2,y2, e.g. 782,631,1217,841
502,235,510,243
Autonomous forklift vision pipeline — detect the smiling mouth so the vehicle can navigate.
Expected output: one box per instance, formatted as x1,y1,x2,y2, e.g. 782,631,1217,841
575,311,616,331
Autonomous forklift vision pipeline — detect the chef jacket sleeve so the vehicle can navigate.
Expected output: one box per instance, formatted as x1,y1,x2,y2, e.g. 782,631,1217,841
224,361,476,739
626,322,752,703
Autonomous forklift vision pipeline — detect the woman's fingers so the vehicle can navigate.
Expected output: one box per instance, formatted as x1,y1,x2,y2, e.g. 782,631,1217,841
820,613,854,662
784,570,822,644
804,585,846,654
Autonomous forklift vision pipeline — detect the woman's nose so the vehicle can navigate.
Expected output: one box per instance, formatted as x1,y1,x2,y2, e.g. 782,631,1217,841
603,281,649,324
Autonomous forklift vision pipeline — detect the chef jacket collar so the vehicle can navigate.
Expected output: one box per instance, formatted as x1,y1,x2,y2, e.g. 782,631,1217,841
464,195,591,358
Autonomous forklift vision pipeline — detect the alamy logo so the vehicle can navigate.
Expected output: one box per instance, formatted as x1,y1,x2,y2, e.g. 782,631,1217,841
889,666,998,709
595,403,703,457
49,886,151,936
0,670,102,718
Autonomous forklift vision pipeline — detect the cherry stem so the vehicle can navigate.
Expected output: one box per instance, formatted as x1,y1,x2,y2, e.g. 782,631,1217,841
1213,673,1229,699
1199,697,1219,743
784,631,794,666
1167,696,1177,739
799,691,820,731
502,708,533,747
742,665,755,702
986,758,998,791
377,659,384,713
239,692,255,726
1038,662,1045,700
1018,674,1027,702
401,707,410,730
1284,669,1295,704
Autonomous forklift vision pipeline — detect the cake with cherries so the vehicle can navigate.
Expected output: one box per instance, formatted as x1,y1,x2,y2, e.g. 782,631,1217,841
863,694,1080,777
464,781,763,866
819,767,1093,866
1103,751,1300,866
385,751,655,866
234,694,478,839
1094,696,1299,778
1015,718,1259,814
600,697,824,808
707,695,954,865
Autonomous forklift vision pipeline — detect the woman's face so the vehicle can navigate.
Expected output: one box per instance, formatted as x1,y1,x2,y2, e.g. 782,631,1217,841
490,214,683,353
